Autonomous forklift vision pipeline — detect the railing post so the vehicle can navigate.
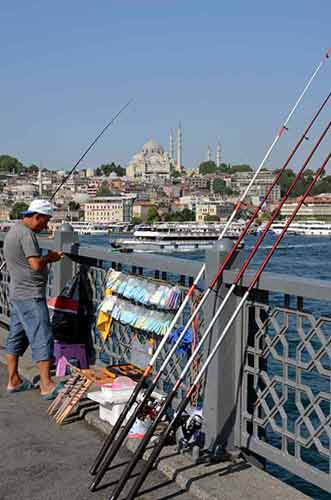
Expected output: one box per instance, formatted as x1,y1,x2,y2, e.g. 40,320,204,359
51,223,79,296
203,239,245,458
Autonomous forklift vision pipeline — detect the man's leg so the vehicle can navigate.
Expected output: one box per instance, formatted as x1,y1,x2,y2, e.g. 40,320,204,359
6,353,22,390
13,298,56,396
37,359,55,395
6,303,29,390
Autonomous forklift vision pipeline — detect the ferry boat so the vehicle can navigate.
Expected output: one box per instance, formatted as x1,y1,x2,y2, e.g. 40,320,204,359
70,222,109,235
270,220,331,236
116,221,252,252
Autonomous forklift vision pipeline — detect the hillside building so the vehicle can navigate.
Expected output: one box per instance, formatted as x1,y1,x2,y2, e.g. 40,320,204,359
84,195,135,223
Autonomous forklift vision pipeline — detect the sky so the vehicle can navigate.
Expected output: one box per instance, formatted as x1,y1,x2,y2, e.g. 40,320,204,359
1,1,330,172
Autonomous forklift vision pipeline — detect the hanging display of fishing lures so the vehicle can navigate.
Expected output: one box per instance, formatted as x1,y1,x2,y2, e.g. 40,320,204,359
98,295,174,337
105,269,182,311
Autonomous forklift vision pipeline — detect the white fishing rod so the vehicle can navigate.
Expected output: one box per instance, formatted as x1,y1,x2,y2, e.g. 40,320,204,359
122,149,331,500
90,48,331,479
90,110,331,492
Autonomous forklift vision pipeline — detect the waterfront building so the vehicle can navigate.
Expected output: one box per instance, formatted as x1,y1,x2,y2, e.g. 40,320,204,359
280,195,331,219
126,139,173,182
231,170,281,205
133,200,156,220
178,195,202,212
3,182,37,202
86,168,95,178
84,195,135,223
163,183,182,198
186,175,210,191
196,200,234,222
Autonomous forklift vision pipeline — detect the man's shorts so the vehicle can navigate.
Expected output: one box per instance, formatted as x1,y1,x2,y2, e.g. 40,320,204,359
6,298,53,362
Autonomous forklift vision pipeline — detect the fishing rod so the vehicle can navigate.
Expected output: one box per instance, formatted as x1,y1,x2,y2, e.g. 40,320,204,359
50,99,132,201
0,100,132,274
89,49,331,479
92,120,331,495
89,93,331,487
122,150,331,500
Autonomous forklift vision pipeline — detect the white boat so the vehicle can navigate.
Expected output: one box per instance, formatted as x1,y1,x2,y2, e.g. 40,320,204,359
270,220,331,236
70,222,109,235
116,221,253,252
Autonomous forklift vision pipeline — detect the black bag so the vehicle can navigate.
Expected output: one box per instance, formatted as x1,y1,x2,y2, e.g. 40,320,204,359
48,267,94,344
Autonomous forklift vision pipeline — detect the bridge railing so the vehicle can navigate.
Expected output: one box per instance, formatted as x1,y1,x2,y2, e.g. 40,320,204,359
0,225,330,494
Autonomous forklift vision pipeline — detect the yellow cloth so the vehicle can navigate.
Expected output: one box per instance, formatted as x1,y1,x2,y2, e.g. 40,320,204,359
105,288,112,297
96,310,112,341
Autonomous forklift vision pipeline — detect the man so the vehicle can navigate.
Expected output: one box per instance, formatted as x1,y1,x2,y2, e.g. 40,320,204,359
4,199,64,399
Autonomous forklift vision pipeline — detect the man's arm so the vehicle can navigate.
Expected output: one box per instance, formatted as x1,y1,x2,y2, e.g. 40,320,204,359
28,250,64,271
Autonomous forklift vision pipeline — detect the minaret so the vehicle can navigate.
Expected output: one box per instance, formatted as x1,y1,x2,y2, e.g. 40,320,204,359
38,164,43,196
176,122,182,172
169,129,174,161
216,142,221,167
207,145,212,162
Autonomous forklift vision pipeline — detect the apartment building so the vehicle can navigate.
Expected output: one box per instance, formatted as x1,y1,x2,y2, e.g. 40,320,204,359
231,170,281,204
196,200,234,222
280,196,331,218
84,195,135,223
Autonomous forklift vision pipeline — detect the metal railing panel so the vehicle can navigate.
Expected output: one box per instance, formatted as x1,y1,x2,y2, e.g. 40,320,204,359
241,298,331,492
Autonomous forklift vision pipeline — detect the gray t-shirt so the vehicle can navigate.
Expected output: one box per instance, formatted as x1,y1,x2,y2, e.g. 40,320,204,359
3,222,48,300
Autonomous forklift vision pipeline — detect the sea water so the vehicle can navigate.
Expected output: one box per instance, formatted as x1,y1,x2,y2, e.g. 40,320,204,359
81,232,331,499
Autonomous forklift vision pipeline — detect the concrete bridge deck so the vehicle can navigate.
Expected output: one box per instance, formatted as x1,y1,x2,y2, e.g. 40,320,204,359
0,327,309,500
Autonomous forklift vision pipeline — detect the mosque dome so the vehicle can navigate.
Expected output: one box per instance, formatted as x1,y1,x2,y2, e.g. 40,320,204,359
142,139,164,155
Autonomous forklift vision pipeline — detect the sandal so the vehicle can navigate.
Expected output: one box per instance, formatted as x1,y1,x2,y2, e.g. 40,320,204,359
41,382,65,401
7,378,33,394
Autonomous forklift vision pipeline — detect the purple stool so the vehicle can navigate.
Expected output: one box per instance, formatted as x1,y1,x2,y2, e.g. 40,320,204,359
54,342,89,376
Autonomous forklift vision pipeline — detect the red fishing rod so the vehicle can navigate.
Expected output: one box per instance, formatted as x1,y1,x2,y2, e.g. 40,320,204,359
105,126,331,500
89,93,331,489
123,150,331,500
92,119,331,496
89,50,331,479
89,50,331,481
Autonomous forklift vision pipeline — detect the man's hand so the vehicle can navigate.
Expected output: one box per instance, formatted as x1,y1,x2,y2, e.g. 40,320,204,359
47,250,64,263
28,250,64,271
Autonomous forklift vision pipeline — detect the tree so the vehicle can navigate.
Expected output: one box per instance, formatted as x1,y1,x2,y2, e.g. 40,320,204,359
162,208,195,222
10,202,28,220
146,207,160,223
213,178,234,195
0,155,24,174
68,201,80,211
97,162,126,177
276,168,295,196
275,168,319,197
96,181,111,197
170,168,181,178
25,164,39,173
205,214,219,222
218,163,229,172
311,175,331,195
132,216,143,225
228,164,252,173
199,161,217,175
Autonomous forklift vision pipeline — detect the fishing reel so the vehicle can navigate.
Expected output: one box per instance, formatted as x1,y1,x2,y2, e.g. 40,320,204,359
175,412,204,464
136,389,166,422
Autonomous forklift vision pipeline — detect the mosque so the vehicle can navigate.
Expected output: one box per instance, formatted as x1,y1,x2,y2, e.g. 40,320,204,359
126,124,182,182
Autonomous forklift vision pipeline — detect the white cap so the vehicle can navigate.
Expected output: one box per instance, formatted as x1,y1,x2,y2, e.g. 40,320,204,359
21,199,54,218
